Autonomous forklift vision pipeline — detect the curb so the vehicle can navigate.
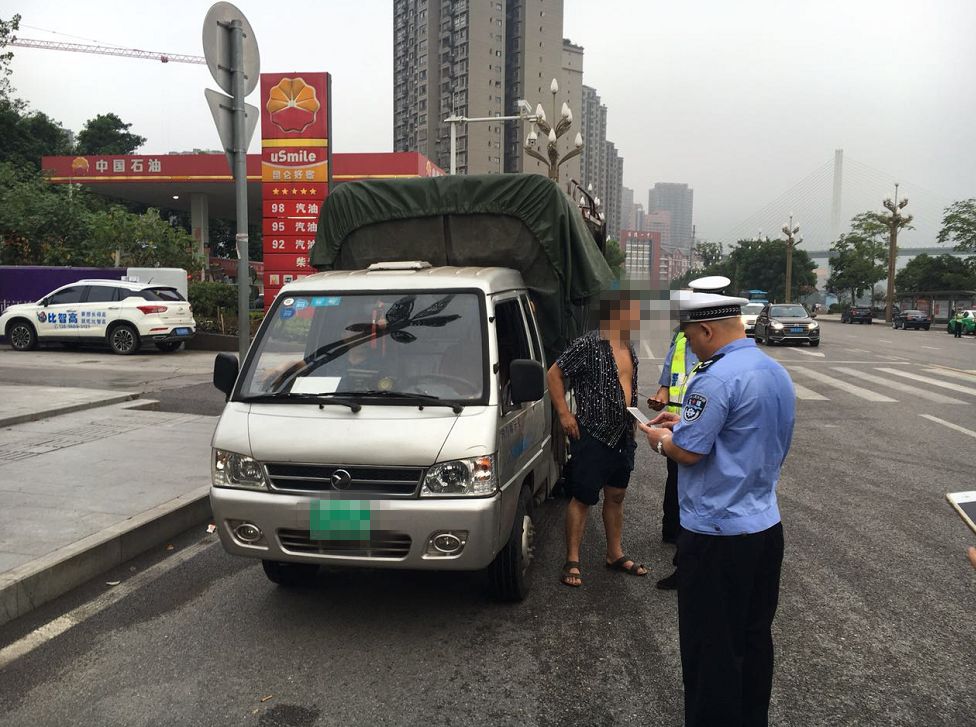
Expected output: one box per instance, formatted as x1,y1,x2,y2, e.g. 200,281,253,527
0,486,211,627
0,392,139,429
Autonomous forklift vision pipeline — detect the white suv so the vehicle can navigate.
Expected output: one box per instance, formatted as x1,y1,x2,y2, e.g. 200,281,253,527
0,279,196,355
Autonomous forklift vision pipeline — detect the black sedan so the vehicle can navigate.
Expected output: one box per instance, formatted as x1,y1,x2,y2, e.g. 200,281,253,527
754,303,821,346
892,309,931,330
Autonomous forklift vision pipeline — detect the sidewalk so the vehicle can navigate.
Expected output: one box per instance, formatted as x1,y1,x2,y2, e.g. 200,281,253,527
0,392,216,626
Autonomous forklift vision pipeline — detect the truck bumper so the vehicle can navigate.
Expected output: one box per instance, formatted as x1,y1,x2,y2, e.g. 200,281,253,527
210,486,502,571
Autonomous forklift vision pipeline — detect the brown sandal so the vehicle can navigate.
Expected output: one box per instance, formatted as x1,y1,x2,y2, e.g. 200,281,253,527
560,560,582,587
605,556,648,576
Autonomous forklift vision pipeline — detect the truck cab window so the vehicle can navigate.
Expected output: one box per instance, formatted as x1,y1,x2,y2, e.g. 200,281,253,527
494,299,531,408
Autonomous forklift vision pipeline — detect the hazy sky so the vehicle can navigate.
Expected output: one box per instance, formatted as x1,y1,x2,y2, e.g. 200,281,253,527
4,0,974,248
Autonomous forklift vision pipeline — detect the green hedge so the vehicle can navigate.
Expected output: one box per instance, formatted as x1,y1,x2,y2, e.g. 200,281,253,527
189,281,239,318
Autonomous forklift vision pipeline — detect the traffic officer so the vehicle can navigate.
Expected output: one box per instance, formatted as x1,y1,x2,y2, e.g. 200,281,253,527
638,290,796,727
648,275,732,591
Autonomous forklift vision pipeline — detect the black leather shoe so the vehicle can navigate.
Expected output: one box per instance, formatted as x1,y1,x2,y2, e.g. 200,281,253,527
656,571,678,590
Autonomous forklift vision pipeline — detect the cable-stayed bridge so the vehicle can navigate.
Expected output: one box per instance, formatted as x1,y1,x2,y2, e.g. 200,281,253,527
717,150,962,253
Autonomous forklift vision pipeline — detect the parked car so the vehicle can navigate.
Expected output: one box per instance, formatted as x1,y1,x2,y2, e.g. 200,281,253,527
841,306,873,324
0,279,196,354
740,302,765,337
948,309,976,335
892,309,931,330
754,303,821,346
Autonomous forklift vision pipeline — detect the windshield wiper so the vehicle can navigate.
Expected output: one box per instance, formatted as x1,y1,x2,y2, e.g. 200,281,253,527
241,393,361,412
343,390,464,414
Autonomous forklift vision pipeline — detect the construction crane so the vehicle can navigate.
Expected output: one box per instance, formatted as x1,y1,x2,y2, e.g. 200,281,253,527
10,37,205,65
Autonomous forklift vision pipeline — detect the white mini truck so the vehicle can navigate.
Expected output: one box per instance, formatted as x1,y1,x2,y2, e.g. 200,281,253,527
210,263,556,600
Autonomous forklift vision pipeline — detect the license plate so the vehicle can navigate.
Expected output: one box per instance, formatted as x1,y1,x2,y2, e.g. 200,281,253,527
174,327,190,336
310,499,371,540
791,326,803,333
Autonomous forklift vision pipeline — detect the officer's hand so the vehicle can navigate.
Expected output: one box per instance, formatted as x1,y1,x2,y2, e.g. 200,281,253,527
647,386,669,411
558,410,581,440
649,411,680,430
968,546,976,570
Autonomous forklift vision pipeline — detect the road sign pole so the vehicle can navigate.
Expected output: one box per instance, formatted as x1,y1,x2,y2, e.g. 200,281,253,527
230,19,249,362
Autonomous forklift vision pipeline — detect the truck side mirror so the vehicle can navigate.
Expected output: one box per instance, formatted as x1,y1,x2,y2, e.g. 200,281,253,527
509,359,545,405
213,352,240,401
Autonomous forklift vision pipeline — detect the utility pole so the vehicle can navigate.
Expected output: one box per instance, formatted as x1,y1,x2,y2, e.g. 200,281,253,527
781,213,802,303
882,183,912,324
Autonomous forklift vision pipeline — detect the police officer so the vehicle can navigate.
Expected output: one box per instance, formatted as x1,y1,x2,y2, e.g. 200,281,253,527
638,290,796,727
648,276,732,590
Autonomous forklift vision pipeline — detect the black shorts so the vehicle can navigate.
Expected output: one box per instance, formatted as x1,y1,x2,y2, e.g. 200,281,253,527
567,428,636,506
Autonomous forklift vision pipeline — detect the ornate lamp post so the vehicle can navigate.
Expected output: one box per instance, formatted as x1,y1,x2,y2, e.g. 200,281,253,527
522,78,583,183
781,214,802,303
882,184,912,323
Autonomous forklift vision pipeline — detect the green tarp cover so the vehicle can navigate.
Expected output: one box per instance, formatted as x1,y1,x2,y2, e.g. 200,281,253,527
311,174,613,360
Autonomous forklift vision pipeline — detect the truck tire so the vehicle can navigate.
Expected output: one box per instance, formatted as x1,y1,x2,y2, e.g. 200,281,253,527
8,320,38,351
261,559,319,587
488,485,534,602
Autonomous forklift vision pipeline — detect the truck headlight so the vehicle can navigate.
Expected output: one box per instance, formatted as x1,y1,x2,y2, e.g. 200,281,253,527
422,455,497,497
212,449,268,489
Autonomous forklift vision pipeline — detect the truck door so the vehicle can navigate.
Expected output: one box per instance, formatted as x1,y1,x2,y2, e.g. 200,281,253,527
493,297,543,494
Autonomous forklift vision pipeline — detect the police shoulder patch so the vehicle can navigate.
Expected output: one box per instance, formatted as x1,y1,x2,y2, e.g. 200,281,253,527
682,392,708,422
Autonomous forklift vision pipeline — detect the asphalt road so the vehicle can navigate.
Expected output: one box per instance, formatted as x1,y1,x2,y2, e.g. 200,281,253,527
0,319,974,726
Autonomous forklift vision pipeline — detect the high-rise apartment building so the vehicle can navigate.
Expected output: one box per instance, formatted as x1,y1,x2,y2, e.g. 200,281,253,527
395,0,574,178
648,183,694,250
603,141,623,241
621,186,635,231
579,85,606,195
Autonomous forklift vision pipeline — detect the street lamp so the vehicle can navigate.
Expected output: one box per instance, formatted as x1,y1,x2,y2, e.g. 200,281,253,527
781,213,802,303
522,77,583,183
882,183,912,323
444,99,538,175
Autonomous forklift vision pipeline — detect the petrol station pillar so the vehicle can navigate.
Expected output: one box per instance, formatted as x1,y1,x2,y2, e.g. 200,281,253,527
190,193,210,279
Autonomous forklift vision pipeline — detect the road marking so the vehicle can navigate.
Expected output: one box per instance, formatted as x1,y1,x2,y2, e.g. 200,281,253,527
847,348,870,354
0,538,217,670
831,367,967,405
790,366,897,402
878,339,892,343
924,367,976,384
920,346,941,350
876,367,976,398
920,415,976,440
793,382,828,400
640,341,654,360
781,347,825,358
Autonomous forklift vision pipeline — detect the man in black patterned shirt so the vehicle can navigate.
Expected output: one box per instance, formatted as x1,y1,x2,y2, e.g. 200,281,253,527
547,291,648,587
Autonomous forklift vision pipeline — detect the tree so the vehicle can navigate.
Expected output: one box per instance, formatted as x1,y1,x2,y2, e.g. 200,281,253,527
88,205,201,269
725,238,816,302
694,240,723,269
826,212,889,304
937,199,976,254
75,113,146,155
604,238,625,279
895,253,976,292
0,14,20,100
0,102,74,168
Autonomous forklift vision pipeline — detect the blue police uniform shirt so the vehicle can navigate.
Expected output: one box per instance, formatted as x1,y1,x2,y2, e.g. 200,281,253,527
671,337,795,536
658,328,700,388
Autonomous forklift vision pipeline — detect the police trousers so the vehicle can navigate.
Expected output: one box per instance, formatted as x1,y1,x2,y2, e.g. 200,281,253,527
677,522,784,727
662,457,679,539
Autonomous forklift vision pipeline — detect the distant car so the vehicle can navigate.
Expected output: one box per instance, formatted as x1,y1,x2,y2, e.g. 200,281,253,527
754,303,821,346
841,306,873,324
947,309,976,335
0,279,196,355
740,302,765,337
892,309,931,330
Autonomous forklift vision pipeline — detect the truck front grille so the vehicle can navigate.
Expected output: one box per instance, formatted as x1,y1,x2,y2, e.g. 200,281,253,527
265,463,422,496
277,529,412,559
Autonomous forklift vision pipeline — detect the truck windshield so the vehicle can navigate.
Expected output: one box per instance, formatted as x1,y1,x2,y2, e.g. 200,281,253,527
238,292,485,403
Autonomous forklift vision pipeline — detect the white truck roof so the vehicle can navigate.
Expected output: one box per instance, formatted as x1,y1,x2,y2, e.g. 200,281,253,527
279,265,526,297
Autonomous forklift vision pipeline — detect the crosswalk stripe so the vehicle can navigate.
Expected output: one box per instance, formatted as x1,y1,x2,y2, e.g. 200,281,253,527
876,367,976,398
789,366,897,402
831,367,967,404
793,382,828,400
924,367,976,384
920,414,976,440
780,346,825,358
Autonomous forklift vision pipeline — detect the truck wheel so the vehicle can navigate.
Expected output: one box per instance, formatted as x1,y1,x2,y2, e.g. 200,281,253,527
108,323,140,355
261,559,319,587
8,320,38,351
488,485,534,602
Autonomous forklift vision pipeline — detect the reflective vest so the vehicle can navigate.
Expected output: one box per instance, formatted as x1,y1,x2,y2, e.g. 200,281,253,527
667,333,690,414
